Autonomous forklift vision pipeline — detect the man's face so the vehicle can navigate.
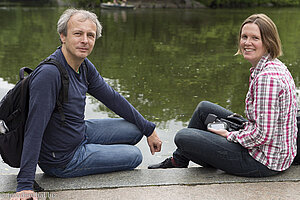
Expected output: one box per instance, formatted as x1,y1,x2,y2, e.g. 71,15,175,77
60,14,97,61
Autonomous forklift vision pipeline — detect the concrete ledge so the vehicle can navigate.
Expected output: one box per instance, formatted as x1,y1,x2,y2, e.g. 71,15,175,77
1,165,300,193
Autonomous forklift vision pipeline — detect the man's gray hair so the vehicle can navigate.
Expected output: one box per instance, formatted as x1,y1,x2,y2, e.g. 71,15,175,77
57,8,102,39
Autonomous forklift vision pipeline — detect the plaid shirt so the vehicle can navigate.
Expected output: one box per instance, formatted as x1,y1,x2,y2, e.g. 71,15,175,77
227,54,298,171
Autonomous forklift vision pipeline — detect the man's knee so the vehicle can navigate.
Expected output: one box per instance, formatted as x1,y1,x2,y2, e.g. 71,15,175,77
128,147,143,168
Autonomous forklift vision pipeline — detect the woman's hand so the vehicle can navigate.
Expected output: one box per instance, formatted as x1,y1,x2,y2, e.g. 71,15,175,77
208,128,229,138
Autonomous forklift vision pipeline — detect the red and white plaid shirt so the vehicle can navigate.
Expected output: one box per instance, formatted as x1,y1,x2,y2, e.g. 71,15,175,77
227,54,298,171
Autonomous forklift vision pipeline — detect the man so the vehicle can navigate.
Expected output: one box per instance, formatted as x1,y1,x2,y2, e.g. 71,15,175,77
12,8,161,199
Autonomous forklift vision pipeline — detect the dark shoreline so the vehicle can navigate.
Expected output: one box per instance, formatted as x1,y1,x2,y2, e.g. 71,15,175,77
0,0,285,9
127,0,206,9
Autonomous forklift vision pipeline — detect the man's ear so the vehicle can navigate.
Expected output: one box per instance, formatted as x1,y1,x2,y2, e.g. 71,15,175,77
60,33,66,44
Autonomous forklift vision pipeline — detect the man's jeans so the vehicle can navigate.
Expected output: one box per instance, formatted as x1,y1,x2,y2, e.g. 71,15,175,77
173,101,280,177
39,119,143,178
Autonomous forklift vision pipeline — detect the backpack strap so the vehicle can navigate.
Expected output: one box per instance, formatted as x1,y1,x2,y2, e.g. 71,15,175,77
36,58,89,125
40,58,69,103
19,67,33,81
82,60,89,87
38,58,69,125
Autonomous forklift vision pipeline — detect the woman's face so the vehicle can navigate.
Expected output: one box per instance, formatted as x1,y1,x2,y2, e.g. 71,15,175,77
240,23,267,67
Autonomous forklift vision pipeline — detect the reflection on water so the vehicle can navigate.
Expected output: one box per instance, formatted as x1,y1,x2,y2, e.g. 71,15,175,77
0,7,300,128
102,10,128,23
0,6,300,171
0,78,14,99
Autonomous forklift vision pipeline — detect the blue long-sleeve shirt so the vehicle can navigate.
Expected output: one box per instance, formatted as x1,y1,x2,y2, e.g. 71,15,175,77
16,48,155,192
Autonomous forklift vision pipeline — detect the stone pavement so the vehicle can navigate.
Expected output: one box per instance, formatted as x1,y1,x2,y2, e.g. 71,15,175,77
1,165,300,200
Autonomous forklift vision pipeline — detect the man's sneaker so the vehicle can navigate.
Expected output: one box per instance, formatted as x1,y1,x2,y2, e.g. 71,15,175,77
148,157,187,169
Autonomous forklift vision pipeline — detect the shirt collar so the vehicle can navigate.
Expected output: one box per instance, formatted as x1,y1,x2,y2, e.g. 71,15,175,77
249,54,271,81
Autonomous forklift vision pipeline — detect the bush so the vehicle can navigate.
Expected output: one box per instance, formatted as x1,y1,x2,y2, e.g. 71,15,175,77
196,0,300,8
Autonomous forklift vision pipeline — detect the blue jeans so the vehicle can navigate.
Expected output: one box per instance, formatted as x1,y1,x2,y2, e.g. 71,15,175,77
40,119,143,178
173,101,280,177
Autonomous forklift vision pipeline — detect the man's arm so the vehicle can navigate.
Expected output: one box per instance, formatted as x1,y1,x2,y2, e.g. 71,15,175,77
16,65,60,192
86,61,155,136
85,61,161,154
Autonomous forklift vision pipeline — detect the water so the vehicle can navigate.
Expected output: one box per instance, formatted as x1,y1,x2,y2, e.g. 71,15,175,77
0,6,300,173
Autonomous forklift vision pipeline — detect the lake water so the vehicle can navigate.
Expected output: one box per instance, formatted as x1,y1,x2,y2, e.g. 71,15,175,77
0,6,300,173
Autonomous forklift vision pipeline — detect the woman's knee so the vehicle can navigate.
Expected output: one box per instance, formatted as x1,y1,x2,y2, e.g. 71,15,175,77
192,101,213,119
174,128,194,149
195,101,212,111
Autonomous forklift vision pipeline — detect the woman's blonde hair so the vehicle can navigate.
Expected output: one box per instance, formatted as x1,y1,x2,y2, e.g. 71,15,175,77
236,13,282,59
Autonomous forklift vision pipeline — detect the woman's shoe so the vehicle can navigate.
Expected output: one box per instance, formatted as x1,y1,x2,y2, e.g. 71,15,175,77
148,157,187,169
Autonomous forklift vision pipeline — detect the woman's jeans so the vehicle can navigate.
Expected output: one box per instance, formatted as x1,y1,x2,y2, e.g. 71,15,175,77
39,119,143,178
173,101,280,177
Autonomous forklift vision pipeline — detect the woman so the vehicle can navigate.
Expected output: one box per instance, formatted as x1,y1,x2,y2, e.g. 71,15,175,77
148,14,298,177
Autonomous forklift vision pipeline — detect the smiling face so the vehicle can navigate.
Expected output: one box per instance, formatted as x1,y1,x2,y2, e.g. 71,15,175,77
240,23,267,67
60,13,97,69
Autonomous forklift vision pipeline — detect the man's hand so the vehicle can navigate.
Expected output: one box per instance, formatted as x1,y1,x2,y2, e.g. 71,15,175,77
208,127,229,138
10,190,37,200
147,130,162,155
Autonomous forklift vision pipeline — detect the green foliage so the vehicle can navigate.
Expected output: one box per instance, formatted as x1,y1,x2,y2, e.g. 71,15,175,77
196,0,300,7
62,0,300,8
271,0,300,6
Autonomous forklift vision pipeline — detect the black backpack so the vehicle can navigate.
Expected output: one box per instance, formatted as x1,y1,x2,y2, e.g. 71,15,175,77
0,58,69,191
